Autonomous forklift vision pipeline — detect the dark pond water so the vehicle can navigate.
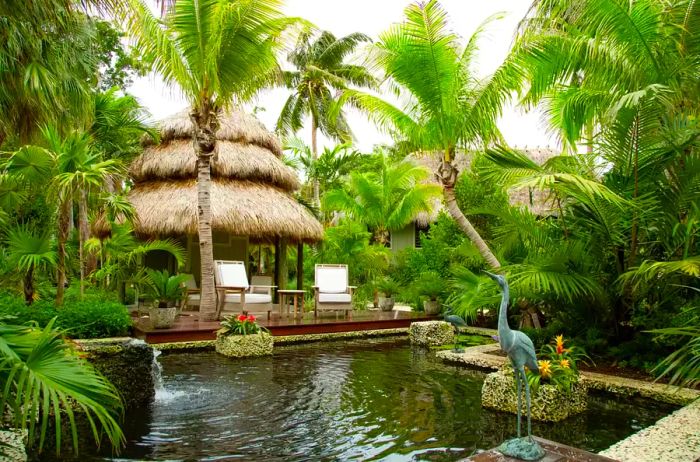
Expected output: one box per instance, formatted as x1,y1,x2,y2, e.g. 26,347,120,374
78,339,673,461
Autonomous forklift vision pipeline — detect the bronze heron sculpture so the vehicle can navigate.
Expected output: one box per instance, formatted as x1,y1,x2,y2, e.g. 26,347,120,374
485,271,541,446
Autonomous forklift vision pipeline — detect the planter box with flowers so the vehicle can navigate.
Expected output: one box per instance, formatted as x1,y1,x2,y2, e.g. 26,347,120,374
482,335,589,422
215,313,273,358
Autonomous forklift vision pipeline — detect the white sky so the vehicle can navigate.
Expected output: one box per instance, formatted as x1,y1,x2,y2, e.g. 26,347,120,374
126,0,557,152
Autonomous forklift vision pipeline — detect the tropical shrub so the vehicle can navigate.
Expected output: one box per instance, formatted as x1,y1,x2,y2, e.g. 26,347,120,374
375,277,400,298
0,290,132,339
412,271,447,302
143,269,188,307
218,313,267,336
0,319,124,455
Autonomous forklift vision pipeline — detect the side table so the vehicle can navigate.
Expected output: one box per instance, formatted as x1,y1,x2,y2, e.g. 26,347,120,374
278,290,306,318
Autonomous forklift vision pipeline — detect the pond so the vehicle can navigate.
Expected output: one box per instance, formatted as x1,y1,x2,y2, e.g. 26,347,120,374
75,338,673,461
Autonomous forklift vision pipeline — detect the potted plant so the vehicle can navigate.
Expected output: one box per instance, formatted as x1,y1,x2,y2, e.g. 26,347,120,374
376,277,400,311
215,312,273,358
413,272,446,315
144,269,188,328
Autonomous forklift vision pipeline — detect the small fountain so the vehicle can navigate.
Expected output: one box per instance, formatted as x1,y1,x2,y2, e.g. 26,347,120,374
151,349,186,402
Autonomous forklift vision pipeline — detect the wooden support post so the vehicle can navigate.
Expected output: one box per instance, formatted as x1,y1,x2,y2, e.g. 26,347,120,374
278,238,288,293
296,242,304,290
274,238,281,304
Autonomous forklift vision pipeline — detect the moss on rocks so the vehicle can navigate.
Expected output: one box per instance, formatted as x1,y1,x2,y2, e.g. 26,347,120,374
76,337,155,410
481,369,587,422
215,333,273,358
409,321,454,347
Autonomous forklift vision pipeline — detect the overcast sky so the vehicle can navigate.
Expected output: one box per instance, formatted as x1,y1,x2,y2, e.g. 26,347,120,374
126,0,557,152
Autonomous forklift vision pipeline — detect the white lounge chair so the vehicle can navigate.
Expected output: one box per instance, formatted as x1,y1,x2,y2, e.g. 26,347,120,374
214,260,275,319
313,264,354,318
181,274,200,311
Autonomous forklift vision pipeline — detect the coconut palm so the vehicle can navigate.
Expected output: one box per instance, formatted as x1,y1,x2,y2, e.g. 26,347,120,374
325,155,441,246
276,30,376,207
0,318,124,455
123,0,293,320
335,0,509,268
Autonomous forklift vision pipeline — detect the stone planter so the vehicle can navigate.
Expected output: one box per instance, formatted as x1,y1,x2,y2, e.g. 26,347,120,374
149,306,178,329
482,369,588,422
215,332,274,358
379,296,395,311
423,299,441,315
409,321,454,347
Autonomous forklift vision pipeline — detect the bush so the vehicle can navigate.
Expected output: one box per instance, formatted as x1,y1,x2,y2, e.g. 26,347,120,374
0,290,132,339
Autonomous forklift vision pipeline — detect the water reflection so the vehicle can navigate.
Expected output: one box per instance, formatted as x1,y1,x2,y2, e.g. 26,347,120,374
52,338,674,461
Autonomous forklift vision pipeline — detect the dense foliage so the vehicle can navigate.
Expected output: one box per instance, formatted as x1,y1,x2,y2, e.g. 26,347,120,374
0,290,132,339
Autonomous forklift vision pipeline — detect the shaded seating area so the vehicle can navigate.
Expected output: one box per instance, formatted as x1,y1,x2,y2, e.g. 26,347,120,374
314,264,355,318
99,109,325,319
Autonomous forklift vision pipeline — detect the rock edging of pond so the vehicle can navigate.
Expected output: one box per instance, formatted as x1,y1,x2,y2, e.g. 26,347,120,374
409,321,454,347
437,345,700,406
482,369,587,422
75,337,155,410
154,328,409,352
599,398,700,462
215,333,273,358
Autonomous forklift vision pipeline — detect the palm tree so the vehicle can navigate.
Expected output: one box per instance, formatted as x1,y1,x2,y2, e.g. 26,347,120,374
4,225,57,304
325,155,441,245
0,318,123,455
284,138,365,217
277,30,376,207
334,0,509,268
123,0,293,320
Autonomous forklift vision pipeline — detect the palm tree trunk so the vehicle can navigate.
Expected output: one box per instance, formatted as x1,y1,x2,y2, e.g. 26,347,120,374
191,107,219,321
311,115,320,209
78,188,90,298
24,264,35,305
56,198,71,306
438,158,500,269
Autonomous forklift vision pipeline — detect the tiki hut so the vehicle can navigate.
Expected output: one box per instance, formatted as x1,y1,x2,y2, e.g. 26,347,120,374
126,109,323,287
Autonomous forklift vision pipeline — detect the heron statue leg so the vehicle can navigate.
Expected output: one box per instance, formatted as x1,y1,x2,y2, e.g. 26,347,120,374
521,366,532,438
514,366,522,438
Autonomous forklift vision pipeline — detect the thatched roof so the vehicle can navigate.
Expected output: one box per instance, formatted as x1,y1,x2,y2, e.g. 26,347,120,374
111,109,322,243
129,180,322,243
412,147,559,224
130,140,300,190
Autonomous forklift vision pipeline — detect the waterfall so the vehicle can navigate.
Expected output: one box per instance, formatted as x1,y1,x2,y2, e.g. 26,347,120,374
151,349,186,402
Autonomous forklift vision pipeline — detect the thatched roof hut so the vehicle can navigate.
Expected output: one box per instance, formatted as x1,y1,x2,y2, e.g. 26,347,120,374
125,110,323,244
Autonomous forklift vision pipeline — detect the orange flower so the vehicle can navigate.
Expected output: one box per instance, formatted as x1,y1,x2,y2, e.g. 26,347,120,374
538,360,552,378
560,359,571,369
555,335,565,355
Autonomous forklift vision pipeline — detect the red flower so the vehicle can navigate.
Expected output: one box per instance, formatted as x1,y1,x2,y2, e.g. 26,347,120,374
247,315,256,322
237,314,247,322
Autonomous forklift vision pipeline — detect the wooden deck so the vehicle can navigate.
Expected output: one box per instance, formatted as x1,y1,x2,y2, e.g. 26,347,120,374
133,310,436,343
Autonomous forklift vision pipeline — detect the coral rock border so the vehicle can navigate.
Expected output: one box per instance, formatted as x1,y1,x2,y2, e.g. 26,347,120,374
215,332,274,358
409,321,454,347
482,369,588,422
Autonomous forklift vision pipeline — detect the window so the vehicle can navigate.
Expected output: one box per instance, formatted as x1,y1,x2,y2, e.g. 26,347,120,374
415,223,430,248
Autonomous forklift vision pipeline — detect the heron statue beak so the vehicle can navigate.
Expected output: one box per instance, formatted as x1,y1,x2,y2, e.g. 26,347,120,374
483,270,498,280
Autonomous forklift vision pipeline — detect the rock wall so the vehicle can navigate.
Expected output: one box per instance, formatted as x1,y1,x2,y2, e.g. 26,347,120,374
76,337,156,410
481,369,587,422
409,321,454,347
